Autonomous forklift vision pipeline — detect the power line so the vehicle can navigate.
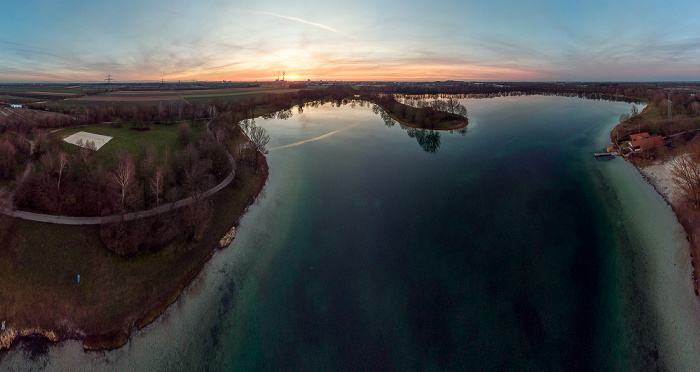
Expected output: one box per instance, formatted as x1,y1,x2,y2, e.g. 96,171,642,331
105,74,113,105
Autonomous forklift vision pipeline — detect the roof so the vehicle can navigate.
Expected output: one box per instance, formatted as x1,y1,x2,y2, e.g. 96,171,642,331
630,135,666,151
629,132,650,141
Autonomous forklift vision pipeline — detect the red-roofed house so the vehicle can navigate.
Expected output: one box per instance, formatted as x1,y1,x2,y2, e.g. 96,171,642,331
629,132,650,141
629,132,666,151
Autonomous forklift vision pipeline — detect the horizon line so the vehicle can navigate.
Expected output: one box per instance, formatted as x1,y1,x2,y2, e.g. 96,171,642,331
1,79,699,84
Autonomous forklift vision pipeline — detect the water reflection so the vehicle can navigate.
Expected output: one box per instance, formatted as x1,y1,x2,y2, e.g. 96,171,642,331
276,109,293,120
262,100,467,153
380,110,396,128
407,128,441,153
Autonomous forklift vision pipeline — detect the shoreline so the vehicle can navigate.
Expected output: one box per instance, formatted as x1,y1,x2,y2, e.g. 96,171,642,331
0,150,269,353
623,156,700,297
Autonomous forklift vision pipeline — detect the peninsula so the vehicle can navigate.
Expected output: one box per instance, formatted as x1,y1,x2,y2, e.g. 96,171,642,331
0,83,469,351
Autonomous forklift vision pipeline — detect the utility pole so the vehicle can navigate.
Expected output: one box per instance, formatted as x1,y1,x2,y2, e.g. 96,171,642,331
668,92,673,122
105,74,113,105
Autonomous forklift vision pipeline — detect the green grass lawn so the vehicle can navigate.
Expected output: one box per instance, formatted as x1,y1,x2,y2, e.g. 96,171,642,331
56,120,205,166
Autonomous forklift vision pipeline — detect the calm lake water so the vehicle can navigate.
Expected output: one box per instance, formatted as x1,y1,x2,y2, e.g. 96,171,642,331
3,95,700,371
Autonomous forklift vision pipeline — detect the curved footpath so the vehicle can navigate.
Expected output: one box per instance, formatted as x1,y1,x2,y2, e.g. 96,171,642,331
5,119,237,225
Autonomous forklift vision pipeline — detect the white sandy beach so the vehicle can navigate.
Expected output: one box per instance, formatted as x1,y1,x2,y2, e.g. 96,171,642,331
637,159,681,205
616,157,700,370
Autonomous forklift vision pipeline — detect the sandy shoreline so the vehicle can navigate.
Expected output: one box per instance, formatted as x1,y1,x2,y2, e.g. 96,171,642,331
607,154,700,369
627,155,700,304
632,158,680,206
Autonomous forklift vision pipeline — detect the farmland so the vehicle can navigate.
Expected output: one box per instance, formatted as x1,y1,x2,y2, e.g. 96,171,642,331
0,106,75,127
0,83,303,110
54,86,300,106
0,84,91,103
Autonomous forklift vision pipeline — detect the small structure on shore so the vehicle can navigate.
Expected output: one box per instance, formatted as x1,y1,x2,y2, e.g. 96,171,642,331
628,132,666,152
10,104,22,109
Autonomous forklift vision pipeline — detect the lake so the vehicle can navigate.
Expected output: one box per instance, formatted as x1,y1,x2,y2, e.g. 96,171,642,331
3,95,700,371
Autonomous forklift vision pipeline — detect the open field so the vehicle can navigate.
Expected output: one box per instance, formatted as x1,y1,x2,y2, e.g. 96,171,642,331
179,87,299,100
0,106,75,124
0,85,87,103
76,94,183,102
51,86,299,107
57,121,205,165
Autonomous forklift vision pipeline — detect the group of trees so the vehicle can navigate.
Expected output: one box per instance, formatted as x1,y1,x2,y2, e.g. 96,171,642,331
0,109,75,131
613,91,700,141
0,132,32,180
14,122,230,217
371,94,468,129
99,195,213,255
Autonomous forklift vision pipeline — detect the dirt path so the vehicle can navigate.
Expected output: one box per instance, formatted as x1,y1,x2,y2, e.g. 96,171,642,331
171,88,191,105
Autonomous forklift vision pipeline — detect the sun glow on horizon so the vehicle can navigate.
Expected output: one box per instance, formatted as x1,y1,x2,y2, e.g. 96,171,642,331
1,1,698,82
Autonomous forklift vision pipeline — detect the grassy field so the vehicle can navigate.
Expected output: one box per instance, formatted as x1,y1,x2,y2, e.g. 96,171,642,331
0,124,268,350
0,85,86,103
180,87,298,101
47,86,298,108
0,107,74,123
56,120,205,166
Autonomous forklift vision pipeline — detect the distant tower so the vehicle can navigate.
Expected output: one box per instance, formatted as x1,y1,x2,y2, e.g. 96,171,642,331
667,92,672,122
105,74,113,104
282,71,285,82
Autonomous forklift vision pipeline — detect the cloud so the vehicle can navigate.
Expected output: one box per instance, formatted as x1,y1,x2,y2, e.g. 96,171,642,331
243,10,359,41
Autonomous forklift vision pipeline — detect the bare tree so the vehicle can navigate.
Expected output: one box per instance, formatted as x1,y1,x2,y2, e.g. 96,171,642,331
56,152,68,194
691,101,700,116
113,153,136,209
0,188,15,235
0,140,16,179
670,155,700,207
178,122,192,146
248,124,270,155
247,124,270,169
149,166,164,206
183,160,212,193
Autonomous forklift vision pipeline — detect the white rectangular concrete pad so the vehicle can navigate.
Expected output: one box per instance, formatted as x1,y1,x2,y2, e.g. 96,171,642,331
64,131,113,150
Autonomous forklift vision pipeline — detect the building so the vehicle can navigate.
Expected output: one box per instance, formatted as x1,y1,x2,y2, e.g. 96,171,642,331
10,104,22,108
629,132,666,151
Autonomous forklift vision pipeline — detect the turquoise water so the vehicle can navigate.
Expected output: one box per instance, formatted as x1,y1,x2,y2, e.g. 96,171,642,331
2,96,699,371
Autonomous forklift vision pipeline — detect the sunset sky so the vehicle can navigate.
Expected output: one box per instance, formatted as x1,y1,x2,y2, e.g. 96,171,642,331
1,0,699,82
